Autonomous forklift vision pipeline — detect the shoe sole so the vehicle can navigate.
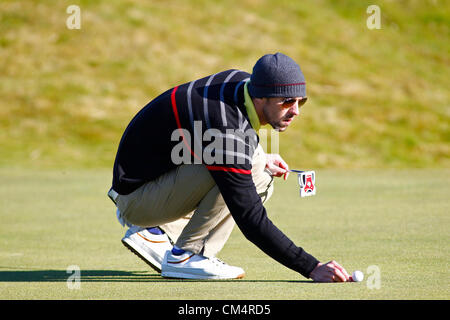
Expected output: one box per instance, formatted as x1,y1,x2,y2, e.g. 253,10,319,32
161,271,245,280
121,237,162,273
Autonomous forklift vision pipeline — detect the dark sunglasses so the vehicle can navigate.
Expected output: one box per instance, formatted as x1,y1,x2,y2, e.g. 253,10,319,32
280,97,308,108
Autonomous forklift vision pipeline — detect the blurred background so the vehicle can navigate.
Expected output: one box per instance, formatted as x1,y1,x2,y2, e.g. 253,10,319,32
1,0,449,300
1,0,449,170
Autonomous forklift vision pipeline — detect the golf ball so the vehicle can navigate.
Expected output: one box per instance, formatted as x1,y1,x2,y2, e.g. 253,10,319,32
352,270,364,282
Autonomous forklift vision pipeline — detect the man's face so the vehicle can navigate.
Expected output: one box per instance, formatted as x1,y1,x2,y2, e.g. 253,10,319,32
262,97,307,132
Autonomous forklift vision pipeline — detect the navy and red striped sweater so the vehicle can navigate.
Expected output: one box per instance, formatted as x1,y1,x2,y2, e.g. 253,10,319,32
112,69,319,277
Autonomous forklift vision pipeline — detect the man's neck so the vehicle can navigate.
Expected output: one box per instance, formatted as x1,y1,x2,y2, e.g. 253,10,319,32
251,97,267,126
243,82,262,131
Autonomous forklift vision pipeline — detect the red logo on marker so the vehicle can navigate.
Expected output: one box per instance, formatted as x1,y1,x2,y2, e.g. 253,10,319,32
304,174,314,193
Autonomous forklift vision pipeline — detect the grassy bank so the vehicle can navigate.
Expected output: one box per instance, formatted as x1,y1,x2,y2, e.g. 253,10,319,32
0,0,448,169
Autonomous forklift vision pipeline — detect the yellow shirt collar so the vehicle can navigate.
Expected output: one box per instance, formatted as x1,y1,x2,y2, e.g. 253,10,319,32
244,81,260,131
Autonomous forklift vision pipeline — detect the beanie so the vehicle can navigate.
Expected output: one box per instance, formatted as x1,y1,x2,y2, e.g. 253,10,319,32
248,52,306,98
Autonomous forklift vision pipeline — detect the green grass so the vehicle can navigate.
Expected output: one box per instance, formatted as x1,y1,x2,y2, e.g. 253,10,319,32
0,0,448,301
0,0,449,169
1,168,448,299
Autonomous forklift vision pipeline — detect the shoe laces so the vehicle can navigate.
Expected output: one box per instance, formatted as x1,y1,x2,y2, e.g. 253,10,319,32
210,257,227,267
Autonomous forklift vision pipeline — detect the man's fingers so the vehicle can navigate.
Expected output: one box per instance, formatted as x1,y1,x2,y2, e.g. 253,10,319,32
266,154,289,179
278,158,289,170
331,261,350,281
332,268,347,282
267,165,286,177
278,158,289,180
277,158,289,178
310,260,351,283
323,261,349,282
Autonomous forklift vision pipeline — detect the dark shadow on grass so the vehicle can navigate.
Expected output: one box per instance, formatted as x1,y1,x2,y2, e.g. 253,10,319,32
0,269,157,283
0,268,313,283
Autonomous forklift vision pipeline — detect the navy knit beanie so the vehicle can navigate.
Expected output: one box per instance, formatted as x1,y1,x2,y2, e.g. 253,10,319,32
248,52,306,98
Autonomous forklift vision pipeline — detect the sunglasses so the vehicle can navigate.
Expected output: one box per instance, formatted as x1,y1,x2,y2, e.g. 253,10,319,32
280,97,308,108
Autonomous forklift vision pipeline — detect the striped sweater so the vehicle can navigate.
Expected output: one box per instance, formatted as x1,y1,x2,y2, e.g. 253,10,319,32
112,69,319,277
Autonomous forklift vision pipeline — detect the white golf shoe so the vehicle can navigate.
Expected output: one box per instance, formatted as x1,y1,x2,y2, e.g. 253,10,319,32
121,226,173,273
161,250,245,280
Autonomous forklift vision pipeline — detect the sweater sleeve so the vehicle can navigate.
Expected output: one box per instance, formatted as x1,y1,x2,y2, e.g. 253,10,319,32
206,160,319,278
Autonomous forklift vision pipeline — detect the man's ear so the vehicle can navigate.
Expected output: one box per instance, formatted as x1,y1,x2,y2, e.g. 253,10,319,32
252,97,267,107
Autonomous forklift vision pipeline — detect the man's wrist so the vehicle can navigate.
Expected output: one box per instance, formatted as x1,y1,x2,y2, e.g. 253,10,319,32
297,251,320,278
308,262,322,279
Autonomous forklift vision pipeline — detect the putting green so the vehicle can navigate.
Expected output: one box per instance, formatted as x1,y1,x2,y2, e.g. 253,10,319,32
0,168,448,299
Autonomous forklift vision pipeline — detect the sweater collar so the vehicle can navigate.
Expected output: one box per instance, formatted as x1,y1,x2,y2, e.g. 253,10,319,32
243,80,260,131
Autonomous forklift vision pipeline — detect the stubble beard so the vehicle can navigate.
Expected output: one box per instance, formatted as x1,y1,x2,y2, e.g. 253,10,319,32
263,105,283,132
263,107,290,132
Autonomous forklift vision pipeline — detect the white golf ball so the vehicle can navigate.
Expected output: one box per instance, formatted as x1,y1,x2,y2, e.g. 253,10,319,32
352,270,364,282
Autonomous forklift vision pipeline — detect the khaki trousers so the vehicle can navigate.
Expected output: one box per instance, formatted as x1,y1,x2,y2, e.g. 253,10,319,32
115,144,274,258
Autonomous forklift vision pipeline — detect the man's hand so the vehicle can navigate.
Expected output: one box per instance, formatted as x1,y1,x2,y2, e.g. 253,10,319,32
309,261,350,282
265,153,289,180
